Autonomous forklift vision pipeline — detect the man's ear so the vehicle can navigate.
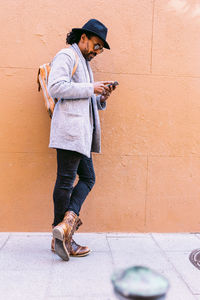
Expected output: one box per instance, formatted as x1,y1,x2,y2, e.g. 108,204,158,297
80,33,87,42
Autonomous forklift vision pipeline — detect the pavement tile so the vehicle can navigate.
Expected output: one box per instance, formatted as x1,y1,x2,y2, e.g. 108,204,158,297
110,248,172,272
195,234,200,241
163,269,196,300
47,297,116,300
48,251,115,298
108,236,196,300
166,251,200,294
0,270,48,300
110,252,195,300
0,234,53,271
10,232,51,236
0,233,9,249
73,233,110,252
152,233,200,252
107,235,161,255
106,233,151,238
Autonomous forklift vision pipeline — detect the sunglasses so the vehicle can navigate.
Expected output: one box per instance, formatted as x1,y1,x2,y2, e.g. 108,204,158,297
93,43,104,53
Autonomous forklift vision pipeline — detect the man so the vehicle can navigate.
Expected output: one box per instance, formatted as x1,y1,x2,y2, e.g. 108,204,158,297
48,19,117,261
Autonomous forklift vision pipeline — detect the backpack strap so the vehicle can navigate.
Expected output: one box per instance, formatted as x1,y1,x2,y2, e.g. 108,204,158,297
57,47,79,78
72,52,78,77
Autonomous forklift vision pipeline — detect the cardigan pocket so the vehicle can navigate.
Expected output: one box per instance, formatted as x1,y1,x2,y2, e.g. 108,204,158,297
55,112,84,141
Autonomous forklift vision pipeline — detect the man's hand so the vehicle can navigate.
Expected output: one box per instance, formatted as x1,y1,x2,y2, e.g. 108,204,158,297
100,83,117,103
93,81,114,95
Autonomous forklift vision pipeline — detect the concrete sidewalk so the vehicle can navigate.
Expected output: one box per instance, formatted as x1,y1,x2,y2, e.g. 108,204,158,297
0,233,200,300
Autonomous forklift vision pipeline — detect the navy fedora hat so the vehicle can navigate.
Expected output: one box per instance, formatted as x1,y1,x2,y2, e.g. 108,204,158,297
72,19,110,49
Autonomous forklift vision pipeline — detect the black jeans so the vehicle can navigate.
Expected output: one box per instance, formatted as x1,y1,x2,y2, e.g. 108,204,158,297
52,149,95,227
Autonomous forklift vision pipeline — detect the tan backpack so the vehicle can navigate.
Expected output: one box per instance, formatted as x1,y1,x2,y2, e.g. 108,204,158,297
37,51,78,118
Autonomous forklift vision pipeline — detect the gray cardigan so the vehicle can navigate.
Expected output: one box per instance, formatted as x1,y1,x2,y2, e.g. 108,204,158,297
48,43,106,158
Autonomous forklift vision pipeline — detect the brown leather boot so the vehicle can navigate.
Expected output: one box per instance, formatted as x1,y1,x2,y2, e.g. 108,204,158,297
75,217,83,231
52,211,78,261
70,239,90,257
51,238,90,257
51,216,90,257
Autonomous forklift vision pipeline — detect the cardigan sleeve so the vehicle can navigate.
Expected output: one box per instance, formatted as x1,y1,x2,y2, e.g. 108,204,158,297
96,95,107,110
48,52,94,100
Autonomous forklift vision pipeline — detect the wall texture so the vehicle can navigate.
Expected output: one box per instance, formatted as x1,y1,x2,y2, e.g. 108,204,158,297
1,0,200,232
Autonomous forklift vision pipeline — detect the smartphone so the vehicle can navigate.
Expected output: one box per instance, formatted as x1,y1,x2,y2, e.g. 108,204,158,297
107,81,119,88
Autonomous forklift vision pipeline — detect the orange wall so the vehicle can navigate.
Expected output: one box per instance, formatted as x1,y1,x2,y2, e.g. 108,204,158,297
1,0,200,232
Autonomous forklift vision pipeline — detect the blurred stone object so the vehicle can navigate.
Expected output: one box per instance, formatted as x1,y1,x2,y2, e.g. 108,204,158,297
111,266,169,300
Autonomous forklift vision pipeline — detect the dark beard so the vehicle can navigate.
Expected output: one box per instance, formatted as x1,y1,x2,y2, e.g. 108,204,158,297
84,51,97,61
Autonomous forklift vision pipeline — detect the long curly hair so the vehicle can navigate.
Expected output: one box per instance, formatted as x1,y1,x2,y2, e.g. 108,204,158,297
66,30,94,45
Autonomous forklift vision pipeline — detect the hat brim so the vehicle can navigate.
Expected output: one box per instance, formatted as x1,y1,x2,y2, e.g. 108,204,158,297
72,28,110,49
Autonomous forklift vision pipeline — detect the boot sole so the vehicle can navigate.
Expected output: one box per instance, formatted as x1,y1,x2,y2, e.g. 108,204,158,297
53,227,64,241
51,247,91,257
54,238,70,261
70,250,91,257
